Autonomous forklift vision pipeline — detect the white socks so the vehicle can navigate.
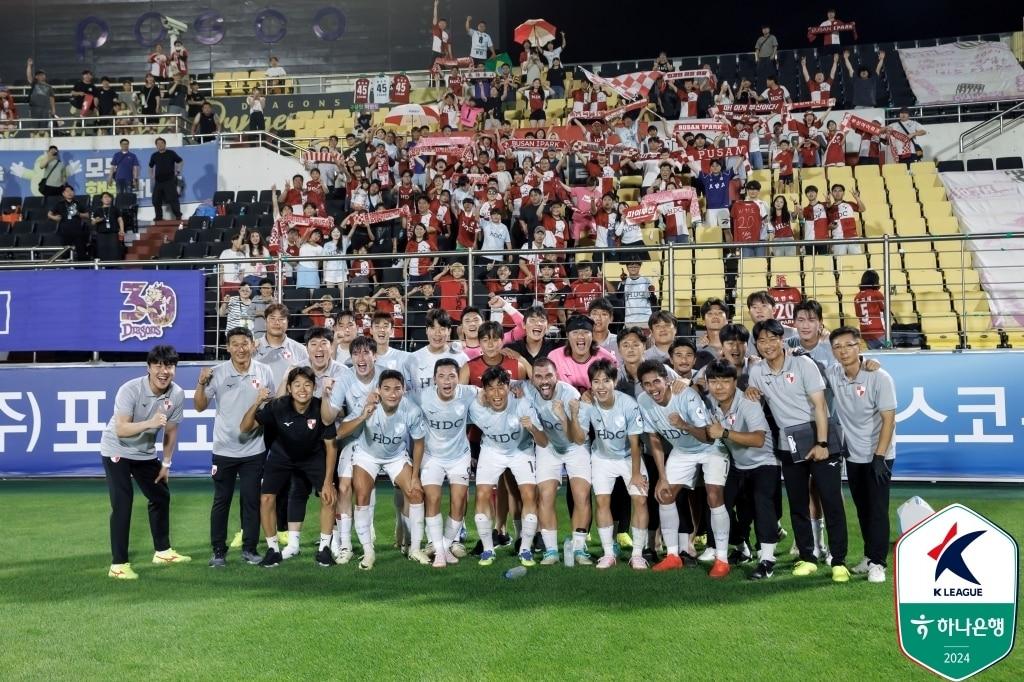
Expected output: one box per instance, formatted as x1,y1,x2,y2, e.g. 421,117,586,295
475,513,494,553
760,542,777,563
426,514,444,554
598,526,615,557
521,514,538,551
541,529,558,551
659,503,680,554
354,505,373,551
339,514,352,551
444,517,463,546
710,505,730,562
572,530,586,552
266,535,280,552
631,527,647,558
408,504,424,552
287,530,301,548
318,533,331,551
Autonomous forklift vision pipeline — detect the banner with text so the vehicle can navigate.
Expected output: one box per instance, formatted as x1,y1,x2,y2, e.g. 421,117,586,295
0,142,218,207
0,271,205,353
1,352,1023,478
898,41,1024,105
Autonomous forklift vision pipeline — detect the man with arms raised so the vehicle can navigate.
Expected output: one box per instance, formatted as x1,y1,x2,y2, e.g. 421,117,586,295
100,345,191,579
525,357,592,565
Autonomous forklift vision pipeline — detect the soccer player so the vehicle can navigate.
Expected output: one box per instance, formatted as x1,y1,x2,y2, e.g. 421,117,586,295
339,369,428,569
746,319,850,582
370,310,412,374
468,366,548,567
100,345,191,579
406,309,469,393
240,367,338,567
276,327,354,560
415,358,478,568
194,327,276,567
703,359,780,580
637,360,731,578
745,291,797,357
333,309,359,364
827,326,896,583
322,335,380,564
578,359,650,569
525,358,592,565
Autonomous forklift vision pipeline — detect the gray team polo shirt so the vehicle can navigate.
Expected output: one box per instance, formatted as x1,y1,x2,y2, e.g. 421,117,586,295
254,336,309,388
523,381,581,455
747,354,825,431
100,376,185,460
787,337,837,369
205,360,276,457
710,391,776,469
826,363,897,464
747,324,799,358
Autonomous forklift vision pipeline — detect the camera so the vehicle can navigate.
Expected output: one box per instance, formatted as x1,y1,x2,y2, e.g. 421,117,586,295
161,16,188,35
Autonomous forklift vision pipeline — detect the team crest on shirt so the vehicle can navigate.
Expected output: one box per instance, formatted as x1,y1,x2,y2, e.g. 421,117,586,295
307,419,316,429
251,378,261,389
784,372,796,384
727,414,736,426
855,384,866,397
283,350,292,360
163,399,172,411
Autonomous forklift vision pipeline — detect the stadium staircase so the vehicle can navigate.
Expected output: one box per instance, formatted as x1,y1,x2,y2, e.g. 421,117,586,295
127,221,181,261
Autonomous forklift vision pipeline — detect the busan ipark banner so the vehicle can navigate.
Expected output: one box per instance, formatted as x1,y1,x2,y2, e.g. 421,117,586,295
3,352,1024,478
898,41,1024,105
0,270,204,353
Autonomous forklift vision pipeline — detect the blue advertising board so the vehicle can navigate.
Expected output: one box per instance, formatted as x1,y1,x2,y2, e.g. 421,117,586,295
0,270,205,353
0,142,218,207
0,352,1022,479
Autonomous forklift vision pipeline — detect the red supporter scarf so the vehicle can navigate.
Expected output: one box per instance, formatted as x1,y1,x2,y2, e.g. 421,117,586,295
351,206,411,226
660,69,713,82
501,138,569,152
414,136,475,150
842,114,883,137
722,99,835,115
641,188,693,206
622,204,658,225
569,99,649,122
807,22,857,42
303,151,340,164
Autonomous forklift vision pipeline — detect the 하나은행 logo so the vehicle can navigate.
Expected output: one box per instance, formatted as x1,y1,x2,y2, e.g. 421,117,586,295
120,281,178,342
894,503,1018,681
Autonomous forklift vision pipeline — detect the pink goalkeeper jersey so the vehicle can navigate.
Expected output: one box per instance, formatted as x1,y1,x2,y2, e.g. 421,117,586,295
548,345,618,392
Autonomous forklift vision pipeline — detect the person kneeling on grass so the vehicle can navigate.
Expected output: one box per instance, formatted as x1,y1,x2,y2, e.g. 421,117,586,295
100,344,191,579
239,366,338,568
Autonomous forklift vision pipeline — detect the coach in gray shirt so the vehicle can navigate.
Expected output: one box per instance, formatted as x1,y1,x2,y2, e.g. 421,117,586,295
828,326,896,584
100,345,191,578
747,318,849,581
195,326,276,567
255,302,310,388
705,359,780,580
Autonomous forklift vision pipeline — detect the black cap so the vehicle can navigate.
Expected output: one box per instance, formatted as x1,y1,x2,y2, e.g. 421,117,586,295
565,315,595,334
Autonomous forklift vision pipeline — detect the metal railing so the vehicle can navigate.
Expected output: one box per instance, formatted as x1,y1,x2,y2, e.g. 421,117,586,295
891,98,1024,127
0,245,73,264
2,113,189,138
958,100,1024,152
1,230,1021,359
211,130,312,158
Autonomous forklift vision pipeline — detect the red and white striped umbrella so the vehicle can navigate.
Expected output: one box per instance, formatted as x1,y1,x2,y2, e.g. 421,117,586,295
514,19,557,47
384,104,440,126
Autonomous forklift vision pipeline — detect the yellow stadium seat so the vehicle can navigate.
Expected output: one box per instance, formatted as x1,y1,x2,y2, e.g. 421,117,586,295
805,269,838,298
885,176,916,195
895,215,928,236
966,331,1002,349
921,201,952,223
620,175,643,188
910,161,938,176
908,268,945,292
694,226,723,244
642,226,662,246
929,215,960,236
617,188,640,202
944,266,981,292
695,257,725,277
881,164,910,180
853,164,881,180
1002,329,1024,348
962,312,995,333
916,291,952,316
864,216,895,238
694,276,726,304
826,166,854,186
889,190,921,211
889,293,915,324
212,72,232,96
639,260,662,280
739,257,768,275
920,316,960,349
837,268,862,291
905,251,938,271
836,253,869,272
768,256,801,286
899,240,933,253
916,183,946,202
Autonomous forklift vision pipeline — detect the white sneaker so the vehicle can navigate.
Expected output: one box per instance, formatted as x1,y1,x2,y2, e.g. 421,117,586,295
789,544,799,556
867,563,886,583
281,544,301,560
424,541,435,558
408,549,431,565
851,557,871,575
358,550,376,570
335,547,354,565
450,542,467,558
431,552,447,568
442,548,459,565
329,535,342,560
697,547,716,562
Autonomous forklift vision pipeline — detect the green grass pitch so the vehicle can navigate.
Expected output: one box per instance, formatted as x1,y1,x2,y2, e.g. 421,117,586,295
1,480,1021,681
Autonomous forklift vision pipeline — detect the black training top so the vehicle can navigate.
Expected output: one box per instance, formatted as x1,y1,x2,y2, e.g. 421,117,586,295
255,396,337,461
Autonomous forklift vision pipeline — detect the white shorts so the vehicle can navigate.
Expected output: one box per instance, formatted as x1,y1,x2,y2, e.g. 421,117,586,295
421,453,472,488
665,451,729,488
831,224,862,255
476,446,537,487
352,448,410,484
706,207,731,229
335,441,355,479
592,456,648,496
536,443,591,484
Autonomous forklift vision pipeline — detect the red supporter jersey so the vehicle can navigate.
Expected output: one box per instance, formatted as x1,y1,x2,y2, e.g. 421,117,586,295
828,200,860,238
730,201,762,243
854,289,886,340
486,278,523,326
396,184,417,210
771,214,794,239
764,87,787,104
404,239,434,276
768,286,803,325
774,149,794,176
543,215,570,248
435,275,467,322
565,279,605,316
823,132,846,166
686,90,698,117
798,143,819,168
806,78,833,103
803,202,830,240
528,90,545,112
375,298,404,339
456,214,479,249
466,354,521,387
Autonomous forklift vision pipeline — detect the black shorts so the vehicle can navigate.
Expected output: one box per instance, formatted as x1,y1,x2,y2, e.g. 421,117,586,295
261,451,326,495
529,109,547,121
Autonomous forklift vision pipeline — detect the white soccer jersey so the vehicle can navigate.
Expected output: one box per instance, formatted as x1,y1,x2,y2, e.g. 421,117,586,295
577,391,645,460
415,385,479,461
406,345,470,393
468,396,540,455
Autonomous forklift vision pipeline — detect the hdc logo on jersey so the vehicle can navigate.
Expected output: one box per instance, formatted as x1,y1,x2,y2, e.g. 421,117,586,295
119,281,178,342
895,504,1018,681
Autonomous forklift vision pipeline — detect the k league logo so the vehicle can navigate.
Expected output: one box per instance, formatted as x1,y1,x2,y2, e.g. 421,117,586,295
894,503,1018,681
119,281,178,342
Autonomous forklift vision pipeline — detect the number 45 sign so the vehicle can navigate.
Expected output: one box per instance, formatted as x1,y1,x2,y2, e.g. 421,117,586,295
895,504,1018,680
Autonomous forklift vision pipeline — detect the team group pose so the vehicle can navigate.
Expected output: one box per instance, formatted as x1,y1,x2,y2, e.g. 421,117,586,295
102,298,896,584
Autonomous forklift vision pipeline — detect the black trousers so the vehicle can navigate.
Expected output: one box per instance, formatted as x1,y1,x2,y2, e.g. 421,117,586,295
779,453,848,565
846,460,892,567
210,453,264,554
725,464,780,547
152,179,181,221
756,58,777,89
103,457,170,564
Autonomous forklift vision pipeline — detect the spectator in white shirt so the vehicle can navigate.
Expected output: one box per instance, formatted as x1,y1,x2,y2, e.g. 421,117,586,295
542,32,567,65
465,17,496,66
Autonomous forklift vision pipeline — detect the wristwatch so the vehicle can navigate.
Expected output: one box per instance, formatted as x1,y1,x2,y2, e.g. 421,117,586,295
722,429,731,441
816,441,828,448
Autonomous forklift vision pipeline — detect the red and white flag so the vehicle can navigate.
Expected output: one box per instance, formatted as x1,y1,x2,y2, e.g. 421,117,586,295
569,99,649,122
579,67,662,101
